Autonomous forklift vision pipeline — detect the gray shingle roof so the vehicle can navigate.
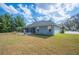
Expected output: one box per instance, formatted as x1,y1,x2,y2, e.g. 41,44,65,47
26,21,54,28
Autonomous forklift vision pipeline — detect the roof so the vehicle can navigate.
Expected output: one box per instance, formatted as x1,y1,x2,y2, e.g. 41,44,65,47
26,21,55,28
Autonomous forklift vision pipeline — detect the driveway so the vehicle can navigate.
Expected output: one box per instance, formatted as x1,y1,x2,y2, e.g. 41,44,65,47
65,31,79,34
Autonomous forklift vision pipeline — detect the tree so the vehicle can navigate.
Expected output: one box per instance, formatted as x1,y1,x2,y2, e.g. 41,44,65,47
0,14,13,32
63,17,79,31
14,15,25,32
0,15,4,32
60,25,65,33
62,13,79,31
0,13,26,32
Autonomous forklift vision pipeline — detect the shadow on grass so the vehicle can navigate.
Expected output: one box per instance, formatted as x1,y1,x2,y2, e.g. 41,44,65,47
27,34,54,39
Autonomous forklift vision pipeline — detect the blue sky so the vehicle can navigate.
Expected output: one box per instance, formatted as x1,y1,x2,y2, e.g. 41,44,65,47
0,3,79,24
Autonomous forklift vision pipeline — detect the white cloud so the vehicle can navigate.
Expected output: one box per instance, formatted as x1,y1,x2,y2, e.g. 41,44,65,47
0,3,18,14
0,3,79,23
0,3,34,23
35,3,79,21
37,15,53,21
36,8,49,15
64,3,79,12
37,16,44,21
18,4,34,23
9,5,19,14
18,4,31,16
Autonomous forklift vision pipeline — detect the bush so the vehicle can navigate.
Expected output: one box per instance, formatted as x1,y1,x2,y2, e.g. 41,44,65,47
16,27,23,32
77,29,79,32
60,26,65,33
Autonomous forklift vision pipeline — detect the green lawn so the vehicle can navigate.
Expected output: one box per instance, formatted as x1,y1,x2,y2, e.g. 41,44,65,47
0,33,79,55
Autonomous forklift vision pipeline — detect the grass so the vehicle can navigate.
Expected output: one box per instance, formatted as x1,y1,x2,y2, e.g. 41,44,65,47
0,32,79,55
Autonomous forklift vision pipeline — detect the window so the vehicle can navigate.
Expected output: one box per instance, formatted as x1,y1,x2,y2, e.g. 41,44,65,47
49,29,51,32
37,27,39,32
37,29,39,32
48,26,52,32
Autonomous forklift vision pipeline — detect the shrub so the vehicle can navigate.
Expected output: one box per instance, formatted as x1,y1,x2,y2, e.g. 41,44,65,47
16,27,23,32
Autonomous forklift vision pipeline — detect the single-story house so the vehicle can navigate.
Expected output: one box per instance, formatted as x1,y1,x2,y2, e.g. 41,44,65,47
24,21,61,35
